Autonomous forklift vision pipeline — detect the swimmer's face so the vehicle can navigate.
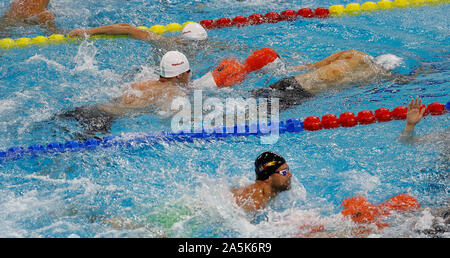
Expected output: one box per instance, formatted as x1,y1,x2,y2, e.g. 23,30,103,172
270,163,292,191
176,70,191,85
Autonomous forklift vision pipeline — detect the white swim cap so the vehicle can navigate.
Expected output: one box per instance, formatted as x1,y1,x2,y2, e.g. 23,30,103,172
181,22,208,41
160,51,190,78
374,54,404,71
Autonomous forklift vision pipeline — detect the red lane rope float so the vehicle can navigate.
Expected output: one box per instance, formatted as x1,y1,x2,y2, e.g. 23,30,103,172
303,102,447,131
199,7,330,30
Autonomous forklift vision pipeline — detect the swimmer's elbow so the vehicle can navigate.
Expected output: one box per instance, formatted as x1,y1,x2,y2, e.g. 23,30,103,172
37,11,55,23
394,75,415,85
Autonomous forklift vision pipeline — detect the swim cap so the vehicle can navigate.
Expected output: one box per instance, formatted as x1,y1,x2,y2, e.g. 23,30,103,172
160,51,190,78
374,54,404,71
255,152,286,181
182,22,208,41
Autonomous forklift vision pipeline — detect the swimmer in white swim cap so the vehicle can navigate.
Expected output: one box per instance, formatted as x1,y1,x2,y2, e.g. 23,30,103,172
54,51,192,139
181,22,207,41
159,50,191,79
69,22,208,43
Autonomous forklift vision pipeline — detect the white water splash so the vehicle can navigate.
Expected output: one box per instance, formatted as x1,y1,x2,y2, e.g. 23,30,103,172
25,55,66,71
72,41,99,73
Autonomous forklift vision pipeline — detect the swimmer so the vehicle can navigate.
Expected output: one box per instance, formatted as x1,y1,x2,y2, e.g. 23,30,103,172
231,152,292,212
68,22,253,82
68,23,177,45
68,22,243,61
251,50,425,110
52,46,279,139
0,0,62,35
399,97,450,144
399,97,427,143
55,50,191,139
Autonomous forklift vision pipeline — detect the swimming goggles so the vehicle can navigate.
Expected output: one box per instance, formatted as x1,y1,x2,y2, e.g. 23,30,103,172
275,169,289,176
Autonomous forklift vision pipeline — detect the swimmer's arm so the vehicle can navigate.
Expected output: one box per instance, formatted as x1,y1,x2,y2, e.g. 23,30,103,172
389,65,434,85
398,97,426,143
398,125,419,143
69,23,163,41
288,50,364,72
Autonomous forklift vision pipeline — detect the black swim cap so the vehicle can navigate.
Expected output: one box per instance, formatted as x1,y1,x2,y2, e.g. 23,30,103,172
255,152,286,181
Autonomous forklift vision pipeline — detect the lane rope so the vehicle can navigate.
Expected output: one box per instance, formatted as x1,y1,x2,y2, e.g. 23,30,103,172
0,101,448,164
0,0,448,50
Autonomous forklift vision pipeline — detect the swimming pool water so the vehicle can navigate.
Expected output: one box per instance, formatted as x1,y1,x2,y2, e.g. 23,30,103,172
0,0,448,237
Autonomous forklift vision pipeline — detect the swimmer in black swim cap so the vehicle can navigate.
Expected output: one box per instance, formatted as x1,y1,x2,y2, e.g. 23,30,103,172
251,50,428,110
231,152,292,212
254,151,287,181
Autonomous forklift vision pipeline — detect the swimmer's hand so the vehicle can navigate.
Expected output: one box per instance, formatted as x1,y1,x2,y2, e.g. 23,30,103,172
406,97,426,128
399,97,426,143
68,28,88,39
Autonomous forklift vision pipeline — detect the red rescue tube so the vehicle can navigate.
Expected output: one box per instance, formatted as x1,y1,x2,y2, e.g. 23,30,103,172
356,110,376,125
243,47,279,73
195,48,279,88
341,196,380,225
211,59,247,87
378,193,420,213
303,116,322,131
341,194,420,229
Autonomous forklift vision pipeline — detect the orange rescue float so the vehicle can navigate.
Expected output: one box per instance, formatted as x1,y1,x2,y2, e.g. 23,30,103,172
341,194,420,229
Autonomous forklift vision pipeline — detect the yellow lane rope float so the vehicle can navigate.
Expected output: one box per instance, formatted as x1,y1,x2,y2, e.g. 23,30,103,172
0,0,447,50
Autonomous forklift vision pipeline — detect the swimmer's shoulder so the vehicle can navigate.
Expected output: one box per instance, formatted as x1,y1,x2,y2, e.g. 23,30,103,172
130,79,164,91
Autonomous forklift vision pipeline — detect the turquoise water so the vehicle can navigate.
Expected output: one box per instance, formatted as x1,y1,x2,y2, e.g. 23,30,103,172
0,0,448,237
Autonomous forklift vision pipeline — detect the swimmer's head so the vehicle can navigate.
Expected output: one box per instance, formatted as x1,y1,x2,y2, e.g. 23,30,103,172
374,54,404,71
182,22,208,41
160,51,190,80
255,151,287,181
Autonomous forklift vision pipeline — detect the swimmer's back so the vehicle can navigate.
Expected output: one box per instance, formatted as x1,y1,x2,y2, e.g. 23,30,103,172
295,51,387,92
100,80,187,115
4,0,50,19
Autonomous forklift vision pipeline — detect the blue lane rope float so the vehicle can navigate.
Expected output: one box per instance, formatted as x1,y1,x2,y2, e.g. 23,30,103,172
0,101,448,164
